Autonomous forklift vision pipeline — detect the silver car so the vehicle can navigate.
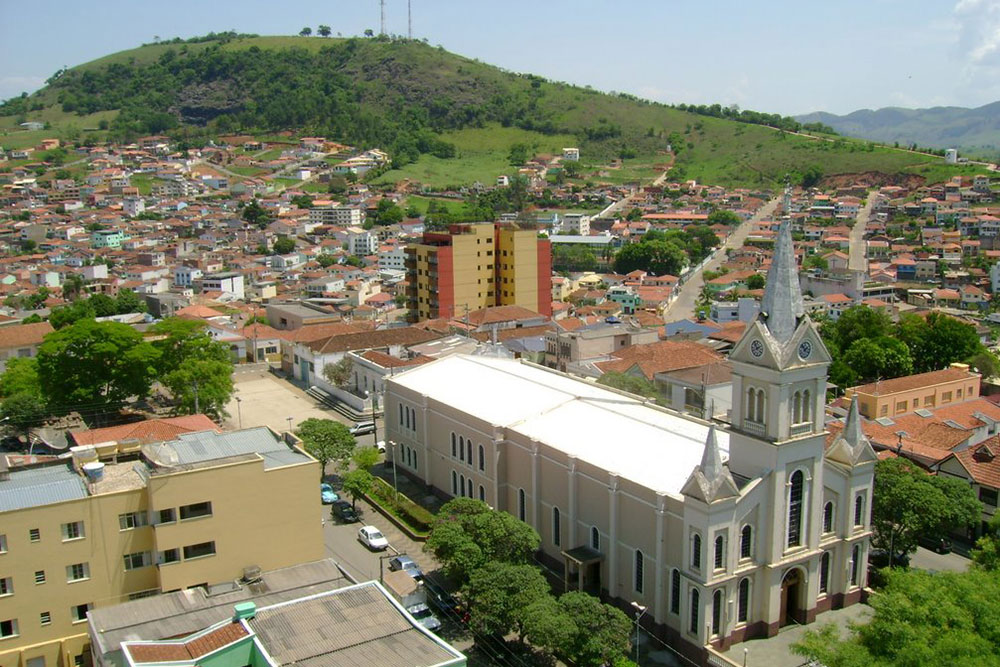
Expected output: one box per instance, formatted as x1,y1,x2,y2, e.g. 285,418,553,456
406,603,442,631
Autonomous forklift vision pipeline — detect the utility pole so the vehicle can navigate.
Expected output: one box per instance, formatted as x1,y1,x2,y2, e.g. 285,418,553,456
380,0,386,36
408,0,412,39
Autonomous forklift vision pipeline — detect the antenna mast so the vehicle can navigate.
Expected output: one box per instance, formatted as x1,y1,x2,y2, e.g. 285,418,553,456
408,0,412,39
380,0,386,35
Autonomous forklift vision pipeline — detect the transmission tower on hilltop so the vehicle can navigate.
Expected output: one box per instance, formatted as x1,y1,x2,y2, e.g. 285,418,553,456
380,0,386,35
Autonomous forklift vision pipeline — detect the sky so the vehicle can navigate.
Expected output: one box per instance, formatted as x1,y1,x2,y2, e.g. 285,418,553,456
1,0,999,116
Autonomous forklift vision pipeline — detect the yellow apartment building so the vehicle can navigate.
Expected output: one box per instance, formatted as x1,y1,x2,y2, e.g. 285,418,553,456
845,363,980,418
0,427,323,667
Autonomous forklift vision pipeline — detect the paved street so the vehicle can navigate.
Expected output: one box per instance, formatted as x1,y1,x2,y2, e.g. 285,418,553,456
663,196,782,322
909,545,969,573
849,192,876,272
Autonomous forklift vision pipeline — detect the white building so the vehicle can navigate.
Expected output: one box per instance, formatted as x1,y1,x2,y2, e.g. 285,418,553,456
309,204,363,226
174,265,203,288
562,213,591,236
563,147,580,161
945,148,958,164
347,227,378,256
199,272,245,299
379,245,407,271
123,196,145,218
383,218,875,662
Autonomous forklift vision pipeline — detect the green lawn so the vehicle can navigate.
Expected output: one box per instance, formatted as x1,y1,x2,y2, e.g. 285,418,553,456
130,174,153,195
228,165,269,177
404,195,468,215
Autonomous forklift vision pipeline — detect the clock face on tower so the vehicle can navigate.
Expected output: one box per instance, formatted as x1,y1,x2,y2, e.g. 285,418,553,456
750,339,764,358
798,340,812,359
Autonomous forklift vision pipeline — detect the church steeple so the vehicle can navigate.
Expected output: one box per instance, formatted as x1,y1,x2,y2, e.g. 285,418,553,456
827,395,878,466
682,425,739,503
759,215,804,344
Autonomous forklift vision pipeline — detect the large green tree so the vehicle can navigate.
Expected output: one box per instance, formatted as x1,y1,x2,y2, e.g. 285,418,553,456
461,561,550,639
793,568,1000,666
150,318,229,376
822,305,894,354
0,357,41,398
36,319,158,413
897,312,983,374
613,240,688,276
340,468,373,508
295,418,356,476
841,336,914,384
971,513,1000,572
163,358,234,420
555,592,633,667
872,457,980,562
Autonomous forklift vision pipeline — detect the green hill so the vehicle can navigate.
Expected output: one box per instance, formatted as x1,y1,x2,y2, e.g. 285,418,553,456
1,34,987,188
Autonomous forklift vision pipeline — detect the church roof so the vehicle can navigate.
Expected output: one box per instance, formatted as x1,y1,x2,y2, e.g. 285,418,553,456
759,216,804,344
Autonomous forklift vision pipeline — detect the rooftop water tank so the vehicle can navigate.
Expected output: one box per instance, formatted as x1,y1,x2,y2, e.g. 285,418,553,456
82,461,105,481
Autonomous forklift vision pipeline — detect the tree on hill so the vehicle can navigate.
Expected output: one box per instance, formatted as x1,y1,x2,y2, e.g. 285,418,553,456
296,418,356,477
272,237,296,254
299,27,312,36
317,25,332,37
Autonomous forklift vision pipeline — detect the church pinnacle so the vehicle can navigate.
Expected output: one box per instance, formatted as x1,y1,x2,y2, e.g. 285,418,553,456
759,210,805,344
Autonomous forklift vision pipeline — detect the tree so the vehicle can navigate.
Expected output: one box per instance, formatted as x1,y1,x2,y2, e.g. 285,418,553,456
522,597,576,658
323,357,353,389
841,336,913,384
1,392,48,436
48,299,96,329
162,357,233,419
363,28,375,38
150,318,229,376
272,237,296,254
745,273,766,290
425,498,540,582
800,164,823,188
296,418,356,476
507,143,530,166
241,199,270,227
556,592,633,666
972,513,1000,572
352,444,380,471
613,240,687,276
62,273,85,301
462,562,550,638
115,288,146,315
822,305,893,353
290,194,313,208
36,319,158,414
871,457,980,563
317,25,332,37
597,371,660,403
372,198,403,226
707,209,741,226
89,293,118,317
341,468,373,508
0,357,41,398
897,312,983,374
793,568,1000,666
299,27,312,36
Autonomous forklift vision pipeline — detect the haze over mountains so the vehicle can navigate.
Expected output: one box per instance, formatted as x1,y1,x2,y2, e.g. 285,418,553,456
796,102,1000,158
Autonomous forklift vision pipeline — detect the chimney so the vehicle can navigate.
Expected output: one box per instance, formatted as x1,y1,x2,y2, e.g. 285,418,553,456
233,602,256,622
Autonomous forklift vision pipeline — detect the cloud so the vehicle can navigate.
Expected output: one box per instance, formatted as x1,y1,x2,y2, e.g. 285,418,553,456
952,0,1000,103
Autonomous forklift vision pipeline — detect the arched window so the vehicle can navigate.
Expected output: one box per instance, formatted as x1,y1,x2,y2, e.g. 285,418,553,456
851,544,861,586
451,470,458,496
459,474,465,497
740,525,753,559
712,589,722,636
820,551,830,594
737,578,750,623
451,433,456,458
756,389,765,423
635,550,644,593
689,589,700,634
591,526,600,551
412,411,417,432
854,494,865,527
405,407,410,430
792,391,802,423
478,444,485,471
746,388,757,422
467,440,473,465
692,534,702,570
467,478,473,498
518,488,526,522
823,502,834,533
670,569,681,615
459,436,465,462
802,389,811,422
552,507,561,547
399,404,404,425
479,485,485,502
714,535,725,569
413,451,418,472
788,470,804,547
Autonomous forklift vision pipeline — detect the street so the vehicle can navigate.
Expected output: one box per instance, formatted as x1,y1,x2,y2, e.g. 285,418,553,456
849,192,876,272
662,195,782,322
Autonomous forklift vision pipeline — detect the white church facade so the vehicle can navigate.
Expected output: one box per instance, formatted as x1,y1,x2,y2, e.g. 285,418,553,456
383,219,876,663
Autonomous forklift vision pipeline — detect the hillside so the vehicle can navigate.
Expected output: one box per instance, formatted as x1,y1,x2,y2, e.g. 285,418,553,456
1,34,987,188
796,102,1000,158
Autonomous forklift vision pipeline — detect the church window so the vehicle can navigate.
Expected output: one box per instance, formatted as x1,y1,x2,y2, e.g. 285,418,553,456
820,551,830,593
714,535,725,570
737,578,750,623
787,470,804,547
823,502,834,533
854,494,865,527
692,533,702,570
851,544,861,586
712,589,722,636
670,569,681,614
689,589,700,634
740,525,753,559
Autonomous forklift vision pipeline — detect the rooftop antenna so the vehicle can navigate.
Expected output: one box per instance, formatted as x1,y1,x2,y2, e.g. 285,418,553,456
380,0,386,35
408,0,412,39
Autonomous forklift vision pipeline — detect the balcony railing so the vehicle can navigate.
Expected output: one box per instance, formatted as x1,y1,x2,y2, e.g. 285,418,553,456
741,419,766,437
790,422,812,437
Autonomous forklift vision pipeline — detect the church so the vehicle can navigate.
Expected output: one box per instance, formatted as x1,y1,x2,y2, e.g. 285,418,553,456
383,218,876,663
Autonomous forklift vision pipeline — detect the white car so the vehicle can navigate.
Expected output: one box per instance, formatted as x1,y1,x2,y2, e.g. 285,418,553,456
358,525,389,550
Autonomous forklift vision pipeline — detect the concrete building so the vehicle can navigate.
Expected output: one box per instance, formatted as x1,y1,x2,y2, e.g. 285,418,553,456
844,364,980,419
308,204,363,227
544,322,659,372
173,265,203,288
92,229,129,249
0,427,323,667
347,227,378,257
198,272,244,300
710,298,760,324
405,223,551,321
384,219,875,663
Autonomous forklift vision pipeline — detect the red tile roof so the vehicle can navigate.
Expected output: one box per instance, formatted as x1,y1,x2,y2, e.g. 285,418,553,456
595,340,722,380
0,321,53,350
850,367,977,396
70,415,219,447
127,622,248,663
951,439,1000,488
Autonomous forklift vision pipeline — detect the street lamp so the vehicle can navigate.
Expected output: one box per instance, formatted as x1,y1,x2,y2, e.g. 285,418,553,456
630,601,647,666
387,440,399,503
286,416,293,433
365,390,379,447
235,396,243,430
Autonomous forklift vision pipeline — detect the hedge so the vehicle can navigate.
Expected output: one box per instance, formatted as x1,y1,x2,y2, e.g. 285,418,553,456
370,476,436,533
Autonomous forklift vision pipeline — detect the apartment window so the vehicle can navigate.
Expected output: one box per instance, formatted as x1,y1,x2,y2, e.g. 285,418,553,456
0,619,17,638
740,525,753,559
737,578,750,623
692,534,702,570
179,501,212,521
924,395,934,406
478,444,485,471
123,551,151,571
552,507,561,547
712,590,722,636
71,603,91,623
62,521,84,541
0,577,11,596
66,563,89,582
820,551,831,594
854,494,866,527
591,526,600,551
0,535,6,553
942,391,952,404
634,549,644,594
182,541,216,560
518,488,526,522
159,548,180,564
689,589,700,634
29,528,40,543
119,512,148,531
157,508,176,524
787,470,804,547
670,569,681,614
40,611,51,626
980,487,998,507
34,570,45,584
823,501,835,533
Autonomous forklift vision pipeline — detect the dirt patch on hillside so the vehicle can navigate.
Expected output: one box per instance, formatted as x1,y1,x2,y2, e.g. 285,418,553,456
820,171,926,190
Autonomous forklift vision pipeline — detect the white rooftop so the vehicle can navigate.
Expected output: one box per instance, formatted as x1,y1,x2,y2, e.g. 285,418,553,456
390,355,729,496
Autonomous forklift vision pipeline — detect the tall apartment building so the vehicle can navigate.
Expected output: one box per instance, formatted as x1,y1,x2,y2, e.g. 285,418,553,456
0,427,323,667
405,223,551,321
308,204,363,227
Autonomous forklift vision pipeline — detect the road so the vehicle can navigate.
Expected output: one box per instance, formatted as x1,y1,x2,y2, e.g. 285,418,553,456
849,192,876,272
662,195,782,322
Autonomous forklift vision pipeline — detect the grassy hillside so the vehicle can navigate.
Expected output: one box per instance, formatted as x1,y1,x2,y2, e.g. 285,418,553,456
1,34,987,188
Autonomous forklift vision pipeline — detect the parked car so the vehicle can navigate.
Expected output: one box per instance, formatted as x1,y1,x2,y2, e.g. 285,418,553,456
406,603,442,631
331,500,358,523
320,483,339,504
918,534,953,554
424,579,459,614
388,554,423,580
358,525,389,550
350,421,376,436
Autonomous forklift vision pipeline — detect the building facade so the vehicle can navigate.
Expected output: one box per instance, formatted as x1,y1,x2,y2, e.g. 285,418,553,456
405,223,551,321
384,220,875,663
0,428,323,667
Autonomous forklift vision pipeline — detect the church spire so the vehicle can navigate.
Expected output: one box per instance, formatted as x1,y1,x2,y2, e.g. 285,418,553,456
760,211,805,344
842,394,865,448
681,425,739,503
700,425,724,482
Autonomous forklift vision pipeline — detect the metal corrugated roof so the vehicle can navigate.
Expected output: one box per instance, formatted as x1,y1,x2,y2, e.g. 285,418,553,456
146,428,310,469
0,464,87,513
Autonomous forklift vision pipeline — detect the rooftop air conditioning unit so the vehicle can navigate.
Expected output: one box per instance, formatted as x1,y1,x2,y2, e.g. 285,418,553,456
242,565,262,583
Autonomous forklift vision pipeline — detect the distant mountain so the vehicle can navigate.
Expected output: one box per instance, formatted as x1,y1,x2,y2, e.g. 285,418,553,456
796,103,1000,157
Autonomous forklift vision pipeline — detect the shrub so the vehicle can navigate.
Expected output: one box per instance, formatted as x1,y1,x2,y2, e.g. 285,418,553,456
370,476,435,533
